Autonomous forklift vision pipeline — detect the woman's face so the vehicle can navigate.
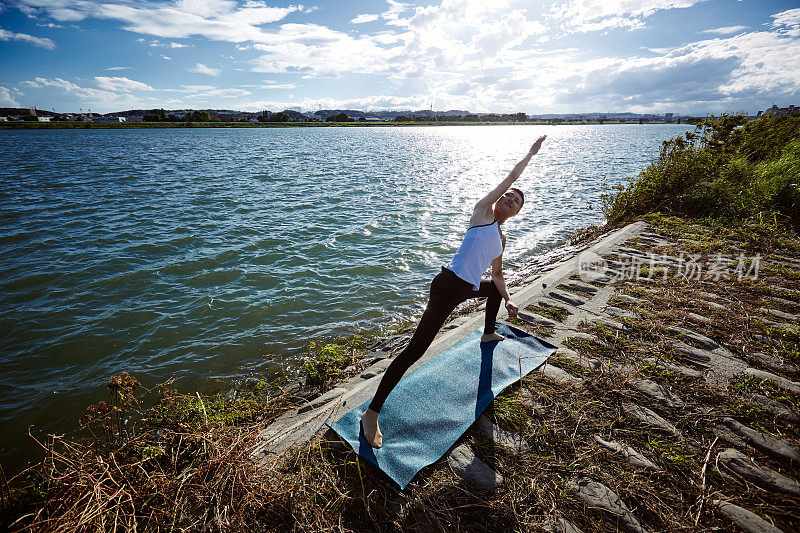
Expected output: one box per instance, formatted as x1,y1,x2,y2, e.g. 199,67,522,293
495,190,523,217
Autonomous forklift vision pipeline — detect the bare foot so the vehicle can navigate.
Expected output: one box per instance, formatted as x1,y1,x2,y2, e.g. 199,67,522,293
360,408,383,448
481,332,505,342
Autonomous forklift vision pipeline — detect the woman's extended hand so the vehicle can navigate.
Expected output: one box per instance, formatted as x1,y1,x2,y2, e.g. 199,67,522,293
528,135,547,155
505,299,519,319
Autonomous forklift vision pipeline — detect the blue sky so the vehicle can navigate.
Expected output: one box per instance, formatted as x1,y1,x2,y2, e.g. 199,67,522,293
1,0,798,114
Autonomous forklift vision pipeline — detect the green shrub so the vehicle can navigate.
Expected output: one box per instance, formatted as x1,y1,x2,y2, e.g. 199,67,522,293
602,112,800,229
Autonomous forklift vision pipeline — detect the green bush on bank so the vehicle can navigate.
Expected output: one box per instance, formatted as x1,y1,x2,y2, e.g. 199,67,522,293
602,113,800,229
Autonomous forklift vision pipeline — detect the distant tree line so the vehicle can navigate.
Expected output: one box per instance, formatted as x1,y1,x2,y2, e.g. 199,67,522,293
394,112,528,122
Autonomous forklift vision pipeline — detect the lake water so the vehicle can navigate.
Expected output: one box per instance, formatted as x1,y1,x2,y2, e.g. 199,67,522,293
0,124,692,469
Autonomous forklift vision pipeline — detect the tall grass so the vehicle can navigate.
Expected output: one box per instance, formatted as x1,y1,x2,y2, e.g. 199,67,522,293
602,113,800,229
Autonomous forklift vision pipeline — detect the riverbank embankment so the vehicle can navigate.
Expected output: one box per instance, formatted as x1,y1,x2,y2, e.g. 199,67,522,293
3,212,799,532
2,112,798,531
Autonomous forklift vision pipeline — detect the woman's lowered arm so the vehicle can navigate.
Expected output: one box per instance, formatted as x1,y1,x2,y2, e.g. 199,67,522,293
475,135,547,212
490,252,519,318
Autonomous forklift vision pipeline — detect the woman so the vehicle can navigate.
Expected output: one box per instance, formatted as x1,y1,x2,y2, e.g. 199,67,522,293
361,135,547,448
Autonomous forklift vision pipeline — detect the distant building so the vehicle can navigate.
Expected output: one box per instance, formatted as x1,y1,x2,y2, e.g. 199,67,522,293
95,116,126,122
36,116,51,122
758,104,798,117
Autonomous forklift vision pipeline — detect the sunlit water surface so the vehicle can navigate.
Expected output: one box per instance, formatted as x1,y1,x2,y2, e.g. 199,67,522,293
0,124,692,468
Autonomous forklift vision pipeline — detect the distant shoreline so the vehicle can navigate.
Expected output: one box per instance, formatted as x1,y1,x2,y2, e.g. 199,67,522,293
0,120,698,130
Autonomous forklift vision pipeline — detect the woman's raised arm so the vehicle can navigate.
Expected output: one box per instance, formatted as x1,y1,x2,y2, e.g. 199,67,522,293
474,135,547,213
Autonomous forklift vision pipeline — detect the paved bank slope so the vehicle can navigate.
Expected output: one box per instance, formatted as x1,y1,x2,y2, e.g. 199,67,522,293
255,217,800,532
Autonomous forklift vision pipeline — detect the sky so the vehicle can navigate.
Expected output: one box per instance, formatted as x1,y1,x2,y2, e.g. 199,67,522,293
0,0,799,114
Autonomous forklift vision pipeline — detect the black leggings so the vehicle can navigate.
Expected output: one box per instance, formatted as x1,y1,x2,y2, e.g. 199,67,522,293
368,267,502,413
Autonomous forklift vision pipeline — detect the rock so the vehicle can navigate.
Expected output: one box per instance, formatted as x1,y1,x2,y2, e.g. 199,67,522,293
446,443,503,492
644,357,704,378
593,435,659,470
615,294,647,305
698,291,725,301
605,306,640,320
359,369,380,379
712,499,785,533
686,311,713,324
743,367,800,394
543,515,584,533
667,340,712,367
714,418,800,464
763,295,800,309
622,402,680,435
540,363,583,385
548,289,586,307
566,477,649,533
558,347,601,370
633,379,685,409
697,299,729,311
748,352,799,373
477,415,529,453
760,307,799,322
668,326,720,350
717,448,800,496
746,393,800,423
586,315,630,332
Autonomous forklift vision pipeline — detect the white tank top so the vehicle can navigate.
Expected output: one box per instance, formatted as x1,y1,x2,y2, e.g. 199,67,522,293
445,219,503,290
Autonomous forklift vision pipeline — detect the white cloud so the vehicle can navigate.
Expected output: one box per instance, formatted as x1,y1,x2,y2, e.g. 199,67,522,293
351,13,379,24
550,0,705,33
0,27,56,49
94,76,153,92
0,86,19,107
106,66,132,71
22,76,118,101
161,55,171,60
190,63,221,76
260,82,297,89
701,25,748,35
169,41,188,48
184,87,252,99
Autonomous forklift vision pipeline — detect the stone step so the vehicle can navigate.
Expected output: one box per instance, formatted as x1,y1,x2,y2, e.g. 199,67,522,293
543,516,584,533
667,340,712,367
747,352,799,373
760,307,799,322
743,367,800,394
697,299,729,311
548,289,587,307
557,347,601,371
615,293,648,306
712,499,785,533
540,363,583,385
517,311,557,328
604,306,641,320
622,402,680,435
668,326,720,350
446,443,503,492
714,417,800,464
586,315,630,332
745,393,800,423
644,357,704,378
567,477,650,533
593,435,659,470
686,311,714,324
633,379,685,409
477,414,529,453
561,281,598,296
717,448,800,496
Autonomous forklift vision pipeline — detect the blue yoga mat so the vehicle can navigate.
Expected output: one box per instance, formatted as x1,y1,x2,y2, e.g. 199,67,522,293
327,323,556,489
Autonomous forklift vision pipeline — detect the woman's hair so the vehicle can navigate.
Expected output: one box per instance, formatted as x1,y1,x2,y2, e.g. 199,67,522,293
509,187,524,209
